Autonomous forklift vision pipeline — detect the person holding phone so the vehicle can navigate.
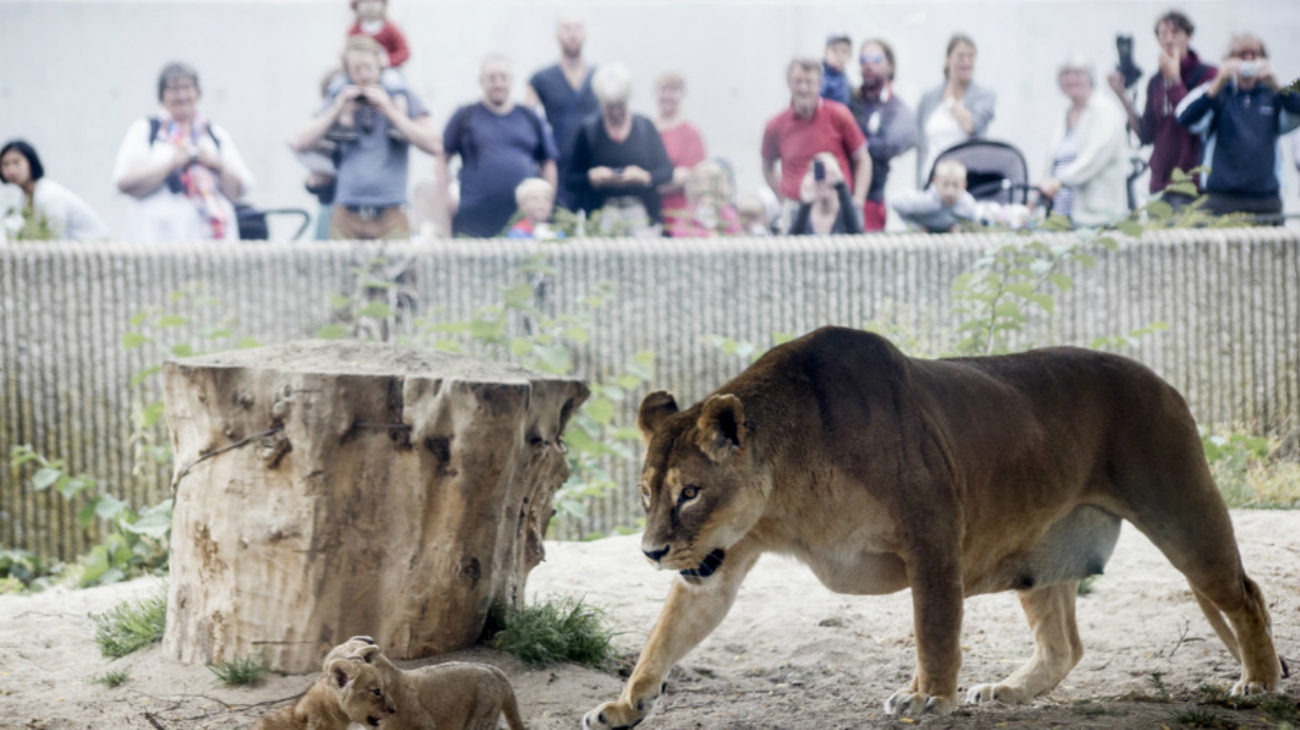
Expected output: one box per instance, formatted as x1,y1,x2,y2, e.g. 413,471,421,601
565,63,674,235
788,152,863,235
1176,33,1300,221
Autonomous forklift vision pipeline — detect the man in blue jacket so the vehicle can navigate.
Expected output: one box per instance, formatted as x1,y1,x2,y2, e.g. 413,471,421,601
1176,33,1300,221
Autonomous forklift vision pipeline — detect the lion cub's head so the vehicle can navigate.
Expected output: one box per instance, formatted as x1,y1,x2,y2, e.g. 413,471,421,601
329,658,395,728
635,390,769,581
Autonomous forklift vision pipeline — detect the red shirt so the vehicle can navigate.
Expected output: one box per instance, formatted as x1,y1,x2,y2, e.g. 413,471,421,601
348,20,410,68
658,121,707,217
762,99,866,201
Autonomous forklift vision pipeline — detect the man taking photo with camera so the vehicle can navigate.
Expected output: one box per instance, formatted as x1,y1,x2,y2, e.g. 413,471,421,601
293,36,441,240
1106,10,1216,205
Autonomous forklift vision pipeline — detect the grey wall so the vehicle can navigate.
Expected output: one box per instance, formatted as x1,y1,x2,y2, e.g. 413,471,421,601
2,0,1299,238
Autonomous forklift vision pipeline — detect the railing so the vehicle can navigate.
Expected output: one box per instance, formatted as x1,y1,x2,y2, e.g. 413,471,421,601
2,229,1297,558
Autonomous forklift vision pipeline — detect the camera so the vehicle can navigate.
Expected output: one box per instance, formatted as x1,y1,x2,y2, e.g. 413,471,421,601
354,96,376,134
813,160,826,181
1116,34,1143,89
1238,60,1260,78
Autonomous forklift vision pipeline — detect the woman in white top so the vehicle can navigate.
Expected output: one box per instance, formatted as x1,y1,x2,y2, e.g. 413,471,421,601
915,34,998,186
1038,53,1129,228
112,62,253,244
1,139,109,241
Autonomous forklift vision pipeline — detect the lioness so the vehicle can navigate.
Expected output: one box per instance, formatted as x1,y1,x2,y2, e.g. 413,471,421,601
583,326,1284,728
327,636,526,730
255,658,395,730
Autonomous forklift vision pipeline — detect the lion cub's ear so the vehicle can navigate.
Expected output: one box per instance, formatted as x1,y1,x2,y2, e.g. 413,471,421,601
637,390,680,444
695,394,746,463
328,658,356,688
355,644,381,664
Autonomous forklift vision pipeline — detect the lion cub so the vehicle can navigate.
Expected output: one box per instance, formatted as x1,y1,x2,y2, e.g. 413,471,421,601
327,636,526,730
255,657,395,730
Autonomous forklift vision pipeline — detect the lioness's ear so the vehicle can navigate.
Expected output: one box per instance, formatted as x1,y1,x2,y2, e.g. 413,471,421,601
355,644,381,664
328,659,354,688
695,394,746,462
637,390,679,444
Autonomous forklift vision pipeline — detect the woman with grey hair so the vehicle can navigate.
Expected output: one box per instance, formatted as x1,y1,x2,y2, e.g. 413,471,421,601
565,62,673,233
112,61,253,243
1037,52,1129,227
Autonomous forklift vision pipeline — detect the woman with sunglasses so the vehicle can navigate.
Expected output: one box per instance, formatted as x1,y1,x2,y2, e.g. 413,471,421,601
1176,33,1300,222
848,39,916,231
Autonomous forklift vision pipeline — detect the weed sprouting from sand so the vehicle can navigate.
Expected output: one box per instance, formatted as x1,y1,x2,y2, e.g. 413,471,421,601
488,596,613,667
91,586,167,658
209,653,267,687
90,668,131,688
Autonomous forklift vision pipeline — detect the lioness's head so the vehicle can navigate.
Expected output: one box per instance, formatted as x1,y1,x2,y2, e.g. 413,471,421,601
329,658,396,728
636,390,769,582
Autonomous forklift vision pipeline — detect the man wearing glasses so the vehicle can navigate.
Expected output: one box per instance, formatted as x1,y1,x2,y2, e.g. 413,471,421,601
849,40,917,231
1176,33,1300,221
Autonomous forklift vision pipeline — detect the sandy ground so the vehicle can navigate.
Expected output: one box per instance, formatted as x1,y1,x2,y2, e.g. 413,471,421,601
2,510,1298,730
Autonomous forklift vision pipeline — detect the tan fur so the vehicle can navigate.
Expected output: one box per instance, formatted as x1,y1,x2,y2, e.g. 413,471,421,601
256,658,394,730
326,637,525,730
583,327,1284,728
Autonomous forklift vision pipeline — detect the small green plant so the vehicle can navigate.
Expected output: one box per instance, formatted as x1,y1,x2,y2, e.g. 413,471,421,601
91,668,131,688
92,587,167,659
209,653,268,687
1148,670,1173,702
488,597,614,667
2,200,61,240
1070,700,1125,717
0,548,51,592
1170,707,1232,728
1077,575,1098,596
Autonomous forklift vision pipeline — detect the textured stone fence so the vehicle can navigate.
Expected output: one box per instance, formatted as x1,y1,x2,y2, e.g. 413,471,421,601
2,229,1297,559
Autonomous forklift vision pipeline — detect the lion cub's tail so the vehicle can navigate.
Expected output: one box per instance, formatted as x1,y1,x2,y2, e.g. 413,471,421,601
1192,584,1242,663
496,668,526,730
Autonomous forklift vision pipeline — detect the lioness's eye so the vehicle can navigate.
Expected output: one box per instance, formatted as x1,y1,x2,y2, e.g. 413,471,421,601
680,486,700,502
372,688,382,697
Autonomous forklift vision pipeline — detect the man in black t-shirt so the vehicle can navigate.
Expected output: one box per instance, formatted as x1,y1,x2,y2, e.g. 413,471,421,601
525,15,600,208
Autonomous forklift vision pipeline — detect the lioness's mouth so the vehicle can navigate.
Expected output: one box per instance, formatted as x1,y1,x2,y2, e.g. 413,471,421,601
367,716,381,727
680,549,725,578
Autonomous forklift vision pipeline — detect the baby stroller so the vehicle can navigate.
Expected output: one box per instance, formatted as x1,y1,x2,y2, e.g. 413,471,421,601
928,139,1033,204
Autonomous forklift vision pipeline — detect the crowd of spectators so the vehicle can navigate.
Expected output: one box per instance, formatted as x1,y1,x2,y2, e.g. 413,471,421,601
3,4,1299,243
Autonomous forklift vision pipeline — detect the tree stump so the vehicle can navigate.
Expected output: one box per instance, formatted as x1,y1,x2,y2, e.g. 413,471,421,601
160,341,588,673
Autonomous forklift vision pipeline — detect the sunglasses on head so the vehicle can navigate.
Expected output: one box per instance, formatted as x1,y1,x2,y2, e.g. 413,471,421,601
860,53,885,64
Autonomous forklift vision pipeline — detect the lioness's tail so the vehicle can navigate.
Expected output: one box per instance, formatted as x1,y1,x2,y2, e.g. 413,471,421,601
1192,583,1242,663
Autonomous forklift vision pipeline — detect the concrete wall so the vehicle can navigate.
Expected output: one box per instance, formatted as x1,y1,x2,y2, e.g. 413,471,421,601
2,0,1299,238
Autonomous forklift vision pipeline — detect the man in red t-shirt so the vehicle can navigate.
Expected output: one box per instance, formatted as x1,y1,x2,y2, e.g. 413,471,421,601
762,58,870,225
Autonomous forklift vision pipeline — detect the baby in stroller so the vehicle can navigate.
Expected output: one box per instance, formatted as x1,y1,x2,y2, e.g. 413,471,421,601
891,159,978,232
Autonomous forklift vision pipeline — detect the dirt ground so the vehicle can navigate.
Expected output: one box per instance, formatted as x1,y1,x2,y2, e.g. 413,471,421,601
2,510,1297,730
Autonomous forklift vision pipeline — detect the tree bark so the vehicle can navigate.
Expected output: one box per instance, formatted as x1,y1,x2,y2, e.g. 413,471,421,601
160,341,588,672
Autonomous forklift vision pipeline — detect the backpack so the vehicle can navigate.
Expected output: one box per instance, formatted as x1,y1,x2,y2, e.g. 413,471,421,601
445,103,550,170
146,117,264,241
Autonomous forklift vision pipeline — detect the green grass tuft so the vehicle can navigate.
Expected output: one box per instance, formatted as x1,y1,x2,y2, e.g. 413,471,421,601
208,653,267,687
1077,575,1098,596
91,587,167,659
489,596,614,667
90,668,131,688
1170,707,1233,728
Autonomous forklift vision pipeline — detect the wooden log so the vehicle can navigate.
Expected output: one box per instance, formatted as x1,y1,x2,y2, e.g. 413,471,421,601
160,341,588,672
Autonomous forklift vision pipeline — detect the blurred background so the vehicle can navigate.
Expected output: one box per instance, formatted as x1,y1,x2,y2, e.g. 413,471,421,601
2,0,1298,238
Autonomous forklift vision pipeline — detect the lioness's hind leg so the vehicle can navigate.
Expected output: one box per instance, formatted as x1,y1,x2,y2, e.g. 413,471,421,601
966,580,1083,706
1120,466,1281,695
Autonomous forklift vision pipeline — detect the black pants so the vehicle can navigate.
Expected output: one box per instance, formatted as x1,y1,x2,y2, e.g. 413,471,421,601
1205,192,1283,225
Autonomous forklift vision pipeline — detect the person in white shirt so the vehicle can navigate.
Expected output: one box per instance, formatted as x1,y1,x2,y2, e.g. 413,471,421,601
1037,53,1130,228
1,139,109,241
112,62,253,243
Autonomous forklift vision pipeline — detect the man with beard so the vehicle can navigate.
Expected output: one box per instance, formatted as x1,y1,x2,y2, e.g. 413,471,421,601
762,58,870,228
440,55,559,238
526,14,600,209
849,39,917,231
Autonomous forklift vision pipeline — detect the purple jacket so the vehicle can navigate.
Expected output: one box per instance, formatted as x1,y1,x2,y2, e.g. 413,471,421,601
1137,49,1217,193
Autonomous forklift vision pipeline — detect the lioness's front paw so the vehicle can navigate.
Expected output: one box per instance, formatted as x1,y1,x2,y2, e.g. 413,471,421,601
884,689,957,716
966,682,1031,705
1230,678,1275,697
582,695,659,730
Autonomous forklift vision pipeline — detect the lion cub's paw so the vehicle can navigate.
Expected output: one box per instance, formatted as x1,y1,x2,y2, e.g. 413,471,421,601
884,690,957,716
582,695,659,730
965,682,1031,705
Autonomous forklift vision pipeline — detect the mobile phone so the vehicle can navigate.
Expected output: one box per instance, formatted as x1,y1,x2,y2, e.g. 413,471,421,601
1238,60,1260,78
813,160,826,181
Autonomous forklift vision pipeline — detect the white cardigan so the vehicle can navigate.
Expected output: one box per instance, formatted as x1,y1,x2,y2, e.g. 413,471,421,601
1045,93,1129,228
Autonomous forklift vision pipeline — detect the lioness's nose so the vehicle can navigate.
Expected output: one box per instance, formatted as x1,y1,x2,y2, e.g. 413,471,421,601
643,545,670,562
